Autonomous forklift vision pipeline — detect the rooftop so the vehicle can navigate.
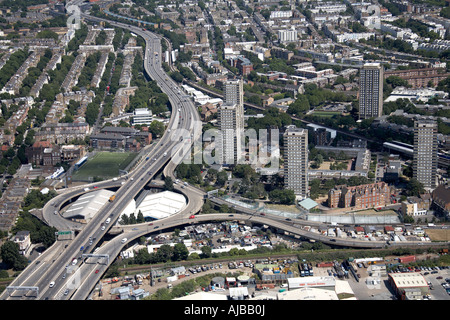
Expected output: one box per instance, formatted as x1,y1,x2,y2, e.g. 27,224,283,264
389,272,428,289
135,191,187,220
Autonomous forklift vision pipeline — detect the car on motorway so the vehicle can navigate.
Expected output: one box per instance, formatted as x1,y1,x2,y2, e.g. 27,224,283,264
101,226,106,231
95,269,99,274
154,226,159,229
189,215,195,219
49,281,55,288
148,223,153,226
121,238,127,243
64,289,69,296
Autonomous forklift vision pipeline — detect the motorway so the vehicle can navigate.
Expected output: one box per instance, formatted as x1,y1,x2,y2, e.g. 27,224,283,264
3,3,450,300
2,3,203,300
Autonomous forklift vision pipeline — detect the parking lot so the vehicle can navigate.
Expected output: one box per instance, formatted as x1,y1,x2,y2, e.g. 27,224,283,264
314,261,450,300
93,253,450,300
422,268,450,300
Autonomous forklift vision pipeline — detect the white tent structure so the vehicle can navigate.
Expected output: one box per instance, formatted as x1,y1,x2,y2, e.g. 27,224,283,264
133,191,187,220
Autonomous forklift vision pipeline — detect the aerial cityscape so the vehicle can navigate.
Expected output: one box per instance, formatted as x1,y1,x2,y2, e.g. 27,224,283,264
0,0,450,305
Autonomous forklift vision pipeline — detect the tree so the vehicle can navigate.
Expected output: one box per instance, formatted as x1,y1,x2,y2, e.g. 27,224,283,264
386,75,409,88
170,71,183,83
200,245,212,259
0,241,28,270
149,120,165,138
216,171,228,187
134,248,152,265
173,243,189,261
137,210,145,223
155,244,173,262
269,189,296,205
164,176,174,191
404,178,425,197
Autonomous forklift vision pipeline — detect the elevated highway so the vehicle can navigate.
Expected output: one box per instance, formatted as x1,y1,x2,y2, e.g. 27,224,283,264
2,3,203,300
4,2,449,301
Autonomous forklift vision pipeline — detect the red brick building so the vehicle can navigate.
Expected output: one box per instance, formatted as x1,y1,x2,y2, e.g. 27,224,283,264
328,182,391,209
26,141,60,166
384,68,450,89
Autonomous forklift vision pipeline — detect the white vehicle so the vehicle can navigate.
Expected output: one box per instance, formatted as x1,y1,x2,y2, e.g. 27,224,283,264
54,211,58,215
72,259,77,266
105,218,111,224
49,281,55,288
101,226,105,231
121,238,127,244
163,152,167,157
84,188,90,192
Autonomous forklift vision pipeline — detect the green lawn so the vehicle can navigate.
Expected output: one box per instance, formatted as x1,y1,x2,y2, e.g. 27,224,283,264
72,152,137,181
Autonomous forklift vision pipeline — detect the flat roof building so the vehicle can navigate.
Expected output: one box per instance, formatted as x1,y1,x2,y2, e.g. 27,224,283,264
388,272,429,300
63,189,115,222
359,63,383,119
134,191,187,220
283,125,309,199
413,120,438,189
132,108,153,125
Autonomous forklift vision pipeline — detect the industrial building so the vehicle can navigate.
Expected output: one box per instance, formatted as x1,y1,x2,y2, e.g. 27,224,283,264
277,287,339,300
63,189,116,222
134,191,187,220
287,276,336,291
388,272,429,300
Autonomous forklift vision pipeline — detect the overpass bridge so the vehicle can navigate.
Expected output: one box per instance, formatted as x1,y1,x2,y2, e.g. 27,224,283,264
4,2,449,301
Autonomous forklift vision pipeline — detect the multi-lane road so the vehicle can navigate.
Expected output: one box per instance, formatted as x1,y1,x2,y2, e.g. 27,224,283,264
2,5,203,300
3,3,450,300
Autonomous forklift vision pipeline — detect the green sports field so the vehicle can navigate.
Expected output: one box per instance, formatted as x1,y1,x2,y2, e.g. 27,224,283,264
72,152,138,181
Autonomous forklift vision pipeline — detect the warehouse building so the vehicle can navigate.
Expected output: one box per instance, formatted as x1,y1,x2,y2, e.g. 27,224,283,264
287,276,336,291
174,292,228,300
134,191,187,220
388,272,429,300
63,189,115,222
277,287,339,300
